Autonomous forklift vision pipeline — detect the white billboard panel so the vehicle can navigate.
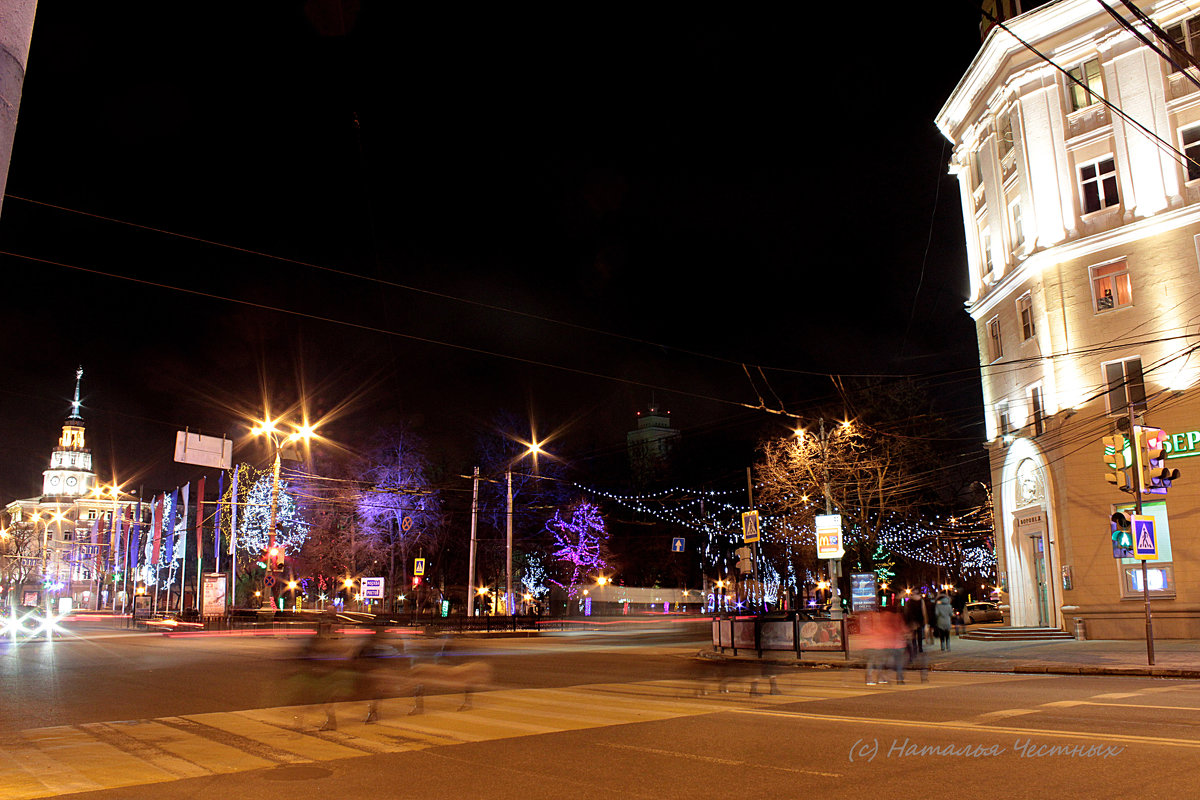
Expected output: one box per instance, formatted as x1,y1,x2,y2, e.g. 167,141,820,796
175,432,233,469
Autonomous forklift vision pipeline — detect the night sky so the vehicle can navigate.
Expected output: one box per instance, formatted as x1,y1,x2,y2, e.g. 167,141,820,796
0,2,988,501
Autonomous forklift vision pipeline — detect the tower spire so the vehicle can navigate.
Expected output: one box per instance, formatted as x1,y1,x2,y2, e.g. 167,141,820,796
68,366,83,420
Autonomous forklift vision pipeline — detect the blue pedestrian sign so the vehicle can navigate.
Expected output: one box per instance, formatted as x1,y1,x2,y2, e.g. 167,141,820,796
671,537,685,553
741,510,761,543
1131,515,1158,560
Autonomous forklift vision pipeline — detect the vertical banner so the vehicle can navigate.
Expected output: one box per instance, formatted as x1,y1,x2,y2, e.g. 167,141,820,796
195,475,205,568
152,495,163,565
178,484,189,613
215,471,224,573
130,499,141,574
165,488,178,564
229,466,239,556
92,514,103,575
111,508,123,570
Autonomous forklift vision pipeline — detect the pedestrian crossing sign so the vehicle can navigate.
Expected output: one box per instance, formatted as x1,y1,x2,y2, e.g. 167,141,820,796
741,511,761,543
1131,515,1158,560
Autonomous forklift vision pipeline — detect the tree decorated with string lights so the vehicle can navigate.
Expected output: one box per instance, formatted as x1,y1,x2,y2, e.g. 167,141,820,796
217,464,310,557
546,501,610,595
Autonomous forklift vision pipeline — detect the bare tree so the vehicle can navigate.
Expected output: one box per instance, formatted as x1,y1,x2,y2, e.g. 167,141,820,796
355,425,442,612
1,523,41,603
756,417,917,579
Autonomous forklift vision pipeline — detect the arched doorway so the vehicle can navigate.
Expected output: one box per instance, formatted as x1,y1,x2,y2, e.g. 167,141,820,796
999,440,1061,628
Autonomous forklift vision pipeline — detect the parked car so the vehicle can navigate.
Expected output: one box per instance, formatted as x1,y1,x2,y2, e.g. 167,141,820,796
964,601,1003,624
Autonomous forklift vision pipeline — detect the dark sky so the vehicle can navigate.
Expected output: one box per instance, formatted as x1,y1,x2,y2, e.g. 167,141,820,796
0,2,988,501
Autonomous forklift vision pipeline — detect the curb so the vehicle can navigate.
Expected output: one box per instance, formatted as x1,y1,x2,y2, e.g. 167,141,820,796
697,650,1200,679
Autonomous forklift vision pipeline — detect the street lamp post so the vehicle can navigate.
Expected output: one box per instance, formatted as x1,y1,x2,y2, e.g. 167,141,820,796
504,440,544,617
250,416,316,609
467,466,479,616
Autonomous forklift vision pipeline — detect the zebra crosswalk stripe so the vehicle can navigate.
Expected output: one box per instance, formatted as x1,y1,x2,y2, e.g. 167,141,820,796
0,672,899,800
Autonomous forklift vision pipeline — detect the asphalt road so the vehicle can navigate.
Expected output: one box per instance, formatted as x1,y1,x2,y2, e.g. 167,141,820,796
3,622,1199,798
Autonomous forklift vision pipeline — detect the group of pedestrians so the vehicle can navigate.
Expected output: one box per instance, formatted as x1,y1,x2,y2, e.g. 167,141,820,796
861,591,959,686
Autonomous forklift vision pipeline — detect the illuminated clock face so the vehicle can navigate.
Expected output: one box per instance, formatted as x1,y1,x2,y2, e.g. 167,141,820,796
66,476,78,488
49,475,60,487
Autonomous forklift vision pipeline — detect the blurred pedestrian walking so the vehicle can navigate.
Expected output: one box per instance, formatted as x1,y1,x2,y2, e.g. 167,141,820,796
934,593,953,651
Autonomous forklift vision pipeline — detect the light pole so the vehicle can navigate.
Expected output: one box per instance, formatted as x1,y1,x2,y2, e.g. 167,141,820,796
250,416,316,608
467,466,479,615
505,440,544,617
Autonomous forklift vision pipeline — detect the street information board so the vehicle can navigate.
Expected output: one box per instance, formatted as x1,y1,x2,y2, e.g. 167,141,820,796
362,577,385,599
816,514,845,559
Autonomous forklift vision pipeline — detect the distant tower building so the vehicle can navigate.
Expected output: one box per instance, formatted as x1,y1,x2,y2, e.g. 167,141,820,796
42,367,97,499
4,368,129,609
627,402,680,485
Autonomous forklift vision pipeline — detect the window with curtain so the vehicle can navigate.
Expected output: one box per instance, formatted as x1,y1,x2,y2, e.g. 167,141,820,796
1091,260,1131,312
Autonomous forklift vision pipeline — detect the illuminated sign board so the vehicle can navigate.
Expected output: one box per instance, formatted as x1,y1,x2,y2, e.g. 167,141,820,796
1165,429,1200,458
816,514,844,559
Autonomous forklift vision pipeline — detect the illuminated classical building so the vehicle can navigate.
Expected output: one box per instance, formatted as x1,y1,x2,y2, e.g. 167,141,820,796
938,0,1200,637
3,369,129,608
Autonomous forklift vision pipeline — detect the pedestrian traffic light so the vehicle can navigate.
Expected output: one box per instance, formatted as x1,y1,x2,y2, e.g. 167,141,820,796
1137,426,1180,494
1111,512,1134,558
735,546,754,573
1102,434,1133,492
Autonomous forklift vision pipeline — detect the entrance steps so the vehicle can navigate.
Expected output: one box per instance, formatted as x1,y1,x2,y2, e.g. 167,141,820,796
960,626,1075,641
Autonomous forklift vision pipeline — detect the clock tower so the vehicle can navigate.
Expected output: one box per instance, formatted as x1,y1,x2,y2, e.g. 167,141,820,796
42,367,96,499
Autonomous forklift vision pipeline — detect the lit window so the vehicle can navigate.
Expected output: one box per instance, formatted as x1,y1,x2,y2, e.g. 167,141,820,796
1068,58,1104,111
1017,293,1035,340
1182,126,1200,181
1115,500,1175,599
986,317,1003,362
1080,157,1119,214
1029,384,1045,437
1166,17,1200,74
1008,200,1024,249
1103,357,1146,415
1091,260,1132,312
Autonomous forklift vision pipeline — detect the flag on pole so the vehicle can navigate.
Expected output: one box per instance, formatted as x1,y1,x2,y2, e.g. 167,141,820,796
92,513,104,574
130,498,142,572
152,494,163,565
165,488,178,564
111,508,123,570
215,471,224,573
178,484,189,613
229,466,239,556
195,476,205,565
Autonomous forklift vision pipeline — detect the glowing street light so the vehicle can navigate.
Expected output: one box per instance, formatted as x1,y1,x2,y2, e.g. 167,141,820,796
250,414,317,607
505,439,546,617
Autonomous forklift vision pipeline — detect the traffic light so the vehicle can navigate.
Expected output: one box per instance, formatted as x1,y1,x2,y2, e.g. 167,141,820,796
261,545,286,571
412,575,422,588
735,546,754,573
1111,512,1134,558
1137,426,1180,494
1102,434,1133,492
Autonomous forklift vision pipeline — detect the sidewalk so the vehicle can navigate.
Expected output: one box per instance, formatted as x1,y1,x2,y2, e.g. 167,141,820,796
701,633,1200,678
